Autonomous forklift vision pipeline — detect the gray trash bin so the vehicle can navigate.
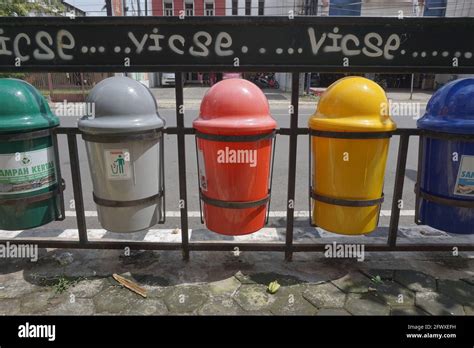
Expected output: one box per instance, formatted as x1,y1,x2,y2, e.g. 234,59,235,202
78,76,165,232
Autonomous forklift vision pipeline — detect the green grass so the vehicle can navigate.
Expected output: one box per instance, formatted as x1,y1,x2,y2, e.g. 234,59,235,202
52,276,85,294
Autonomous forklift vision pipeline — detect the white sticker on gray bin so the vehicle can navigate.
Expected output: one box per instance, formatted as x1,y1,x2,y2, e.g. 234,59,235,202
105,149,131,180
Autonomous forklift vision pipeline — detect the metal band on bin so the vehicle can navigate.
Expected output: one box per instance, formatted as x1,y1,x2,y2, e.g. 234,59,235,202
0,128,54,142
416,187,474,209
82,128,162,143
0,188,60,206
200,193,270,209
195,130,276,142
309,129,394,139
310,190,384,207
421,130,474,142
93,191,163,208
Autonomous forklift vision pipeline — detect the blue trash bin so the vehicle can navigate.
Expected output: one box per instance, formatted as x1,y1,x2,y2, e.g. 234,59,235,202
416,78,474,234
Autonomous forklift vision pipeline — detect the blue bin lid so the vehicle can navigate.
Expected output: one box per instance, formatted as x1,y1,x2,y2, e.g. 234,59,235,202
417,78,474,134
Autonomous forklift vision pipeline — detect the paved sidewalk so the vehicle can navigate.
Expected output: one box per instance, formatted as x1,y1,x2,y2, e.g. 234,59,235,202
0,249,472,315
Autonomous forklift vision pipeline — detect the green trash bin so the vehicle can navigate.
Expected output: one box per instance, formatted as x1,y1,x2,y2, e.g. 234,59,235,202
0,79,64,230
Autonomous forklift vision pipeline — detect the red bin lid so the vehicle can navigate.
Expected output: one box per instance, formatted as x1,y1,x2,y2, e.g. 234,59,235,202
193,79,277,135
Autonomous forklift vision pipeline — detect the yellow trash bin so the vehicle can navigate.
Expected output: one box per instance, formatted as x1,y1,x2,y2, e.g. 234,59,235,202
308,76,396,235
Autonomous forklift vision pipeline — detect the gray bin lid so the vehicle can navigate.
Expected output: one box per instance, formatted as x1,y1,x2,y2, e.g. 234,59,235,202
78,76,165,135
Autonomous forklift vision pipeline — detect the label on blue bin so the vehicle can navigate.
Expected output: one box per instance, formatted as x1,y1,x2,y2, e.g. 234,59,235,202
454,155,474,197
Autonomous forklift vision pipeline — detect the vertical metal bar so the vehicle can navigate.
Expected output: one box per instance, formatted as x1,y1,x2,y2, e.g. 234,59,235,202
414,134,424,224
285,73,300,261
388,133,410,248
265,136,277,224
47,73,54,101
52,130,65,220
158,134,166,223
308,132,315,227
410,73,414,100
194,136,204,224
80,72,86,100
175,72,190,261
67,133,88,244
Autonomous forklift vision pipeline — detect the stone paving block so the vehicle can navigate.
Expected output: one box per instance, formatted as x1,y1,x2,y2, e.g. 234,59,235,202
206,276,241,296
415,292,465,315
332,271,373,294
268,285,317,315
163,285,208,314
370,281,416,307
69,278,107,298
437,279,474,306
394,270,437,292
233,284,275,312
464,306,473,315
93,286,142,314
122,298,168,315
199,296,245,315
44,299,95,315
234,271,255,284
302,282,346,308
94,283,169,315
316,308,351,316
0,299,21,315
462,276,474,286
390,306,428,316
145,287,168,299
0,278,39,299
344,294,390,316
20,290,57,314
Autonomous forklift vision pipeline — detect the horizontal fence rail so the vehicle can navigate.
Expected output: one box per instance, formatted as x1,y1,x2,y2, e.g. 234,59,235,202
1,120,473,259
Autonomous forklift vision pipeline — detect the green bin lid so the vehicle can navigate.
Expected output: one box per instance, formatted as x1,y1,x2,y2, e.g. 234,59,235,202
0,78,59,134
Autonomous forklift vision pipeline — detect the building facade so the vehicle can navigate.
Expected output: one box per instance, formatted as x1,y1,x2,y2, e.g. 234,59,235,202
150,0,225,85
152,0,225,16
224,0,304,16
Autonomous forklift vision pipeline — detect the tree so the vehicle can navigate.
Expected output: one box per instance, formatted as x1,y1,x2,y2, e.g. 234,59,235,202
0,1,65,78
0,0,65,17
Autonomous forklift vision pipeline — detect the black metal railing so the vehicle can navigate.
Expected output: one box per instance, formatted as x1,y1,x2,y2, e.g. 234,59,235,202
1,16,474,260
1,72,473,261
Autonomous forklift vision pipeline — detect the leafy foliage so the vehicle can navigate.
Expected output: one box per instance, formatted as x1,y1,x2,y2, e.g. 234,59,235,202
0,0,65,17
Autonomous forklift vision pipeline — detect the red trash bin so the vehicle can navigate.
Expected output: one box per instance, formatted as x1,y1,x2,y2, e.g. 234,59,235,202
193,78,277,235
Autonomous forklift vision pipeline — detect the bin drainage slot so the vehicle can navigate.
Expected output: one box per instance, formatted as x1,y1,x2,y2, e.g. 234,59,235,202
200,193,270,209
310,189,384,207
93,191,164,208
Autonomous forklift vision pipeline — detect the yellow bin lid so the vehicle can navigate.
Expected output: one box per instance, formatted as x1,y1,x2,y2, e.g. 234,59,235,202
309,76,396,132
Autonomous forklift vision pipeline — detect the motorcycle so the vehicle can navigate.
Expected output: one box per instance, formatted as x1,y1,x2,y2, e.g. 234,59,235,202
252,73,280,89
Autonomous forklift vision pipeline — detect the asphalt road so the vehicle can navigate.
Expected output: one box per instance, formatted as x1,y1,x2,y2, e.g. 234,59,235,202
46,103,422,233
